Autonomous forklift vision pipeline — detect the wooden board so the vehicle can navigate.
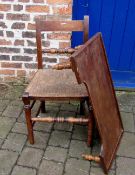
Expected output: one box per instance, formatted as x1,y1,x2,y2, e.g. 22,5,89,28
70,33,124,173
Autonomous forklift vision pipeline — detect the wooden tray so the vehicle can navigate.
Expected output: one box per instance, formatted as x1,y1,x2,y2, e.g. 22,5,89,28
71,33,124,173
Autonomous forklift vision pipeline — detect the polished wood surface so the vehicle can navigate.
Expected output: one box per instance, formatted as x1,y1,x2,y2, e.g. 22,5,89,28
71,33,123,173
52,61,71,70
31,117,89,123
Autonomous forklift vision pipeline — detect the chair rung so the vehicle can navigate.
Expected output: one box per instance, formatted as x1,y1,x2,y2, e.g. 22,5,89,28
82,154,100,163
52,61,71,70
31,117,89,123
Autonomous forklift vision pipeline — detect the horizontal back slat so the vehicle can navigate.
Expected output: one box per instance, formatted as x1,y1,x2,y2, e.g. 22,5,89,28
36,20,84,31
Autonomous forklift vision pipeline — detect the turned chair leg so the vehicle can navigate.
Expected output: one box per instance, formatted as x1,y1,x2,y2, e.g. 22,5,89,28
40,101,46,113
23,97,34,144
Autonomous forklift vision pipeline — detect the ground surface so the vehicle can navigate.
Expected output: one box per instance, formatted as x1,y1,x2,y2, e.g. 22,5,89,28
0,83,135,175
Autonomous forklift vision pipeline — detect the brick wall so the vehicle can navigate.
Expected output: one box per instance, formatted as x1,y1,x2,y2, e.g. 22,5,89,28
0,0,72,82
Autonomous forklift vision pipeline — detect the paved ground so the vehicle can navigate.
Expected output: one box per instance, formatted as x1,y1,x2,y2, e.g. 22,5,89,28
0,83,135,175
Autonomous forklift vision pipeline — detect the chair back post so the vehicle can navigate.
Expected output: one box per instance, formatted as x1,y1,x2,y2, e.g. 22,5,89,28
83,15,89,42
36,20,43,69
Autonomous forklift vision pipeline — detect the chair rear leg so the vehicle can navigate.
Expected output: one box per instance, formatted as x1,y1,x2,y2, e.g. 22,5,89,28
41,101,46,113
87,112,94,147
80,100,85,115
23,97,34,144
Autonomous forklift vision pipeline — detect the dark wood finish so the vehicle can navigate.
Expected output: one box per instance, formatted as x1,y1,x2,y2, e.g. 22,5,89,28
22,93,34,144
31,117,89,123
70,33,124,173
22,16,93,148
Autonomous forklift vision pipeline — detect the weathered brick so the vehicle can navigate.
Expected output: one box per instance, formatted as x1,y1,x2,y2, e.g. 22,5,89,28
12,22,25,29
11,166,36,175
38,160,63,175
18,147,44,168
34,15,46,20
1,62,22,69
14,39,24,46
59,41,70,48
27,23,35,30
0,21,7,28
42,40,50,47
7,13,30,21
0,69,15,75
13,5,23,11
53,6,72,15
12,55,32,61
0,14,4,19
0,47,20,53
27,40,36,47
0,150,18,175
43,57,57,63
26,5,49,13
0,39,12,45
0,55,10,60
22,31,36,38
33,0,44,3
2,132,27,152
0,30,3,36
0,4,11,11
47,33,71,40
25,63,37,69
6,31,14,37
24,48,37,54
46,15,71,21
19,0,30,2
17,70,26,77
47,0,71,4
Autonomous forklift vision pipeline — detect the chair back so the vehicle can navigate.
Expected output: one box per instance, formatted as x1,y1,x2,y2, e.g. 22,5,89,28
36,16,89,69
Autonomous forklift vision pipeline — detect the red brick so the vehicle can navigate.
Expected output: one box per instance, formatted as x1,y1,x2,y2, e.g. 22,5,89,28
12,22,25,29
19,0,29,2
7,13,30,21
0,22,7,28
27,23,35,30
14,5,23,11
0,14,4,19
1,62,22,68
4,76,17,82
0,4,11,11
17,70,26,77
0,69,15,75
53,6,72,15
47,0,71,4
59,41,70,48
6,31,14,37
33,0,44,3
47,33,71,40
14,40,24,46
26,5,49,13
0,39,12,45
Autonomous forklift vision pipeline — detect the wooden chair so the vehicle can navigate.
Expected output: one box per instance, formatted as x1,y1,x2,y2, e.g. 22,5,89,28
22,16,94,146
70,33,123,173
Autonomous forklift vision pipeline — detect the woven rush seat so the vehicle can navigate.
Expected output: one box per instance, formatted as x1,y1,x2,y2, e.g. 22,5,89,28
25,69,88,99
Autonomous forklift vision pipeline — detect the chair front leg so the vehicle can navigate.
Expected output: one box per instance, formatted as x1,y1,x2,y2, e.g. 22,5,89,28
23,96,34,144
